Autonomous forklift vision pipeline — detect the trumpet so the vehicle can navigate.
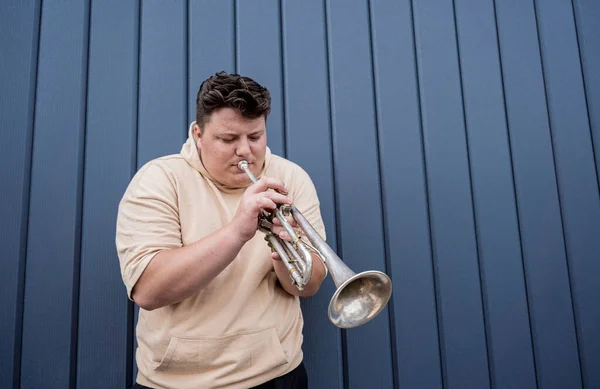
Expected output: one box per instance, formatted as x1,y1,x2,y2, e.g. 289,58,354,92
238,160,392,329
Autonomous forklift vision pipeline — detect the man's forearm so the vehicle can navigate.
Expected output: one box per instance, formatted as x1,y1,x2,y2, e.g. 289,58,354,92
131,223,246,310
273,252,326,297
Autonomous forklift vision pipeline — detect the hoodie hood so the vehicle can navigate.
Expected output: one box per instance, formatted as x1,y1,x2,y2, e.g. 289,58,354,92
180,121,272,193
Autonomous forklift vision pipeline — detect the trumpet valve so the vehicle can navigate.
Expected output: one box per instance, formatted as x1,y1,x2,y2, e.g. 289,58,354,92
259,219,273,231
280,204,292,216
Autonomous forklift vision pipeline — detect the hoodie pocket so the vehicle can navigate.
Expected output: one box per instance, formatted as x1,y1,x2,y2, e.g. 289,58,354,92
152,327,289,374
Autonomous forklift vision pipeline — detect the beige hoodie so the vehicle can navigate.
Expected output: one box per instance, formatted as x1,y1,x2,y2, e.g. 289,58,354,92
116,123,326,389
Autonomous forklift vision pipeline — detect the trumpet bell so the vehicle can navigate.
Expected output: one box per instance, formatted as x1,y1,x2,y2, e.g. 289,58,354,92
328,270,392,329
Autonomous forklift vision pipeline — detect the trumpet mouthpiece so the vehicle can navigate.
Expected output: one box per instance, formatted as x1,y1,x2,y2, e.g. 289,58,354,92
238,160,258,184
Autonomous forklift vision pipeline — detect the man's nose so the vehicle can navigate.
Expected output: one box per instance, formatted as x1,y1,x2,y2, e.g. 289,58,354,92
235,138,251,156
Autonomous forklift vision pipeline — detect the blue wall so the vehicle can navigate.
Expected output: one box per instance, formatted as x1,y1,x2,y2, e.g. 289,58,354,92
1,0,599,388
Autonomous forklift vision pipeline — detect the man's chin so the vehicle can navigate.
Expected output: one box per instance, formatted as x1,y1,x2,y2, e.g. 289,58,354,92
226,173,252,188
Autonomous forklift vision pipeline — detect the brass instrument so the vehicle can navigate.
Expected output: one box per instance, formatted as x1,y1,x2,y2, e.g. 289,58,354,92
238,160,392,329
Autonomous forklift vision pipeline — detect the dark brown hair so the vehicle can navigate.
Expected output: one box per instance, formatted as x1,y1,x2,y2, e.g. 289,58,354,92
196,71,271,130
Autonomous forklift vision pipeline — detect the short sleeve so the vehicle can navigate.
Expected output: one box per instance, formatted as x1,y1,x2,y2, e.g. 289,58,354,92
115,162,182,299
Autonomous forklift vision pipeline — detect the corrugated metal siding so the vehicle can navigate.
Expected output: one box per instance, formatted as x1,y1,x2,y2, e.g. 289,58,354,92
1,1,599,388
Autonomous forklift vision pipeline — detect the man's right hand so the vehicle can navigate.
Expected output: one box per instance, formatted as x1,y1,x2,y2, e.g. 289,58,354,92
230,177,292,243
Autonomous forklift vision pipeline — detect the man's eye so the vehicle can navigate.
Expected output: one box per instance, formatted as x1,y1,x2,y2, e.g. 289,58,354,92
249,136,260,141
221,138,234,143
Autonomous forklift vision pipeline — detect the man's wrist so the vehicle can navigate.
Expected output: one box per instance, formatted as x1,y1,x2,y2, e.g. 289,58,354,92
225,219,253,245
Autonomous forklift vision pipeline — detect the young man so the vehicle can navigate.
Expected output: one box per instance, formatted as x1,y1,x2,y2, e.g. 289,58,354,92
116,71,327,389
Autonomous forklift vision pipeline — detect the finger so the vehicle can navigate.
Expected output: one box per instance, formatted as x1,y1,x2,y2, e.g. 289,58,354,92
271,227,299,242
262,191,292,206
255,197,277,211
271,252,281,261
277,231,291,241
272,216,297,227
247,177,288,196
269,225,288,239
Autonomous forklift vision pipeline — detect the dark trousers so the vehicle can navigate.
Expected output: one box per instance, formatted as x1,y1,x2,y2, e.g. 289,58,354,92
131,362,308,389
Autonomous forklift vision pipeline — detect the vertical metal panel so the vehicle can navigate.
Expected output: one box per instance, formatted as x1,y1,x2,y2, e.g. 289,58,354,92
495,1,583,388
75,1,139,388
137,0,187,167
236,0,285,156
325,0,394,388
571,4,600,381
188,0,235,124
0,1,40,388
369,0,442,388
453,0,538,388
412,0,490,387
572,0,600,187
281,2,343,388
535,1,600,387
19,0,91,388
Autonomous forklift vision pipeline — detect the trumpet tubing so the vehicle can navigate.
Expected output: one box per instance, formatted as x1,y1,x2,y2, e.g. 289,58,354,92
237,160,392,328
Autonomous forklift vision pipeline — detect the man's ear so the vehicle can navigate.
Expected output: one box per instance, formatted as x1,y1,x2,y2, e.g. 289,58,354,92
193,124,202,148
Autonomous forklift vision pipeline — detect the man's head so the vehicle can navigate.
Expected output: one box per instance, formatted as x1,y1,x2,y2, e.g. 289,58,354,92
193,72,271,187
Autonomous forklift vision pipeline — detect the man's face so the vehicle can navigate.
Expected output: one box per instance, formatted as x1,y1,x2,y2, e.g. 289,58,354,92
194,107,267,188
